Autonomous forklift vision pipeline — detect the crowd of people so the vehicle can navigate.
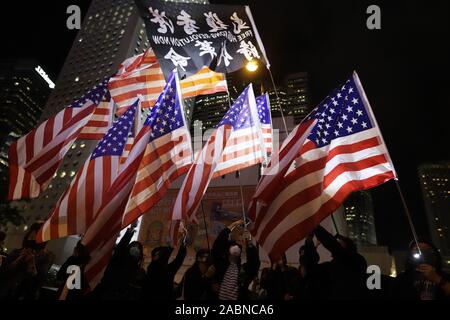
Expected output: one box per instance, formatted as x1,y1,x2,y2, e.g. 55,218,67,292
0,220,449,301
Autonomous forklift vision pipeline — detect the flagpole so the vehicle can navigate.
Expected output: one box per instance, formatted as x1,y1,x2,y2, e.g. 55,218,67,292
331,213,339,235
352,71,421,254
200,201,211,252
394,179,422,254
236,170,248,230
267,66,289,135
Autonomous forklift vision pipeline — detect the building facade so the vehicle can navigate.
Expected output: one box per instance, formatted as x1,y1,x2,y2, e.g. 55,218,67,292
418,162,450,270
344,190,378,246
0,59,53,201
284,72,311,123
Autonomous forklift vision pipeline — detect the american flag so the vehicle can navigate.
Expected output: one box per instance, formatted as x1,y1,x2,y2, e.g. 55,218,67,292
171,84,267,232
81,71,192,289
8,80,109,200
108,49,166,116
109,50,228,116
78,91,114,140
36,99,140,243
256,93,273,156
121,71,193,228
180,66,228,99
249,72,396,261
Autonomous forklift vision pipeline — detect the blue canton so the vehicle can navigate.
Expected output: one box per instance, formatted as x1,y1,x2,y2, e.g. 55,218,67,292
256,95,271,125
144,72,185,141
218,85,254,130
69,78,110,108
306,77,373,147
91,99,138,159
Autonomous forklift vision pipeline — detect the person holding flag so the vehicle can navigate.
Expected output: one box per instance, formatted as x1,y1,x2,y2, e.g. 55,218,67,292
170,83,268,243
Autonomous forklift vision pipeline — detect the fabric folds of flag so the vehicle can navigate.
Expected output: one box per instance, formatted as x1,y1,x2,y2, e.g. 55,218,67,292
8,80,109,200
78,91,114,140
170,84,266,240
109,49,166,115
82,71,192,288
249,72,396,261
180,66,228,99
121,71,193,228
109,50,228,116
37,99,140,243
256,93,273,156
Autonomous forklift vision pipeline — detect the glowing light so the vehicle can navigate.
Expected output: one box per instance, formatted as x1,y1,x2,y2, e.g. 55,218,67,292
245,60,259,72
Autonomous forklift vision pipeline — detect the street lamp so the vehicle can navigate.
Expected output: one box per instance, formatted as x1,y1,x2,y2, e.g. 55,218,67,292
245,59,259,72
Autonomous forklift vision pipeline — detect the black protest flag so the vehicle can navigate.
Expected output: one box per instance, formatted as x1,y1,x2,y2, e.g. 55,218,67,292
134,0,269,79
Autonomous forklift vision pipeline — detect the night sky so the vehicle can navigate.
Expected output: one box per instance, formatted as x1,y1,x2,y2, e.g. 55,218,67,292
1,1,449,251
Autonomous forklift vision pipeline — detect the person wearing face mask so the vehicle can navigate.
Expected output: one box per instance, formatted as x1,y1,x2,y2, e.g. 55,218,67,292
392,239,450,300
209,219,260,300
0,222,54,300
93,226,146,300
143,232,187,300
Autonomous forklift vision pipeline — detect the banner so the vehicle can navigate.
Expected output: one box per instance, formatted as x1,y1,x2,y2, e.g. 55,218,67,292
135,0,269,79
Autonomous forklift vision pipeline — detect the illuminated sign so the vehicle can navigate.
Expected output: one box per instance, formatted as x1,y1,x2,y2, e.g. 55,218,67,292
34,66,55,89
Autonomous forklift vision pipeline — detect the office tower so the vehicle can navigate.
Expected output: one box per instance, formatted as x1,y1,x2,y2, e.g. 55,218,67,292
284,72,311,123
344,190,378,246
418,162,450,269
0,59,53,200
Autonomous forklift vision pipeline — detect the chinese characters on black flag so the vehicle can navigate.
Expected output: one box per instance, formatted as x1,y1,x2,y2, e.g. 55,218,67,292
134,0,269,79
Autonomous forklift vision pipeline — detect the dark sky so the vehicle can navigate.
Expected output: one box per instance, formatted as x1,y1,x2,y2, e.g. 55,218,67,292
1,1,449,251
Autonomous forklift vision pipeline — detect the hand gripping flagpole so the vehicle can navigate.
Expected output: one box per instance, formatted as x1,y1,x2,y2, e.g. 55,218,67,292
353,71,422,254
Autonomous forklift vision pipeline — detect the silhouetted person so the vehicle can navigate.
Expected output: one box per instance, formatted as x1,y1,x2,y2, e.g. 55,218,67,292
144,242,187,300
56,241,90,300
312,225,368,299
392,239,450,300
93,227,146,300
179,249,212,300
260,253,300,300
0,223,54,300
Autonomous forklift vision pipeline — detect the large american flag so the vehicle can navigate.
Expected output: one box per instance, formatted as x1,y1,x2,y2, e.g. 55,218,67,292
256,93,273,156
171,84,267,231
249,72,396,261
121,71,193,228
8,80,109,200
81,71,192,288
37,100,140,243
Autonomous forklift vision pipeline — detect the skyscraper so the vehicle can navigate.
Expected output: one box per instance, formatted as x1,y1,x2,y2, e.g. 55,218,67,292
0,59,53,200
344,190,378,246
418,162,450,269
284,72,311,123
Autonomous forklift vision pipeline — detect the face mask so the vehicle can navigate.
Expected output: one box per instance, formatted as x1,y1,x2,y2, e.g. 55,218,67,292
229,245,241,257
129,246,141,258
